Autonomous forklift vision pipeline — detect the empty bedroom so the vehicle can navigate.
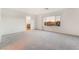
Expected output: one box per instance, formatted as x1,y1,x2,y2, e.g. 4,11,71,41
0,8,79,50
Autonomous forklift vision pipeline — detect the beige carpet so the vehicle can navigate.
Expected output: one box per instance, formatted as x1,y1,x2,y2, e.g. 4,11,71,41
1,30,79,50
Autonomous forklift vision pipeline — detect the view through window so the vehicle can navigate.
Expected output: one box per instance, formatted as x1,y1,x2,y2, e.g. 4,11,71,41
43,16,61,26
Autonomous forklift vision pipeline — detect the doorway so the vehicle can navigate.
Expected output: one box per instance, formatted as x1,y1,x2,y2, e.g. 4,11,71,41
25,16,35,31
25,16,31,30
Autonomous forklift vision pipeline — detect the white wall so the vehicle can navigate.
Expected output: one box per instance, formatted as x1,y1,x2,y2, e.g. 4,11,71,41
36,9,79,36
0,8,2,42
30,16,36,30
35,16,43,30
1,8,79,37
2,9,26,35
61,9,79,35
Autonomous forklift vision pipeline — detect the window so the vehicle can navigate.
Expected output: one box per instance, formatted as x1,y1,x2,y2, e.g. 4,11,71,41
43,16,61,26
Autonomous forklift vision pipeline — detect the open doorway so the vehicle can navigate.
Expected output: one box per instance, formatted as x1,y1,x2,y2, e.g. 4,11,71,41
25,16,35,31
26,16,31,30
25,16,31,30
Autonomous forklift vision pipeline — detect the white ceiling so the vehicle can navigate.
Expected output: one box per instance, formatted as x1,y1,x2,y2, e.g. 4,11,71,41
11,8,64,15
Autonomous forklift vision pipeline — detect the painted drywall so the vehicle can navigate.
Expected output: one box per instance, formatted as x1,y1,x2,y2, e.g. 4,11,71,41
35,16,43,30
1,9,36,35
0,8,2,42
61,9,79,35
1,9,27,35
36,9,79,36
